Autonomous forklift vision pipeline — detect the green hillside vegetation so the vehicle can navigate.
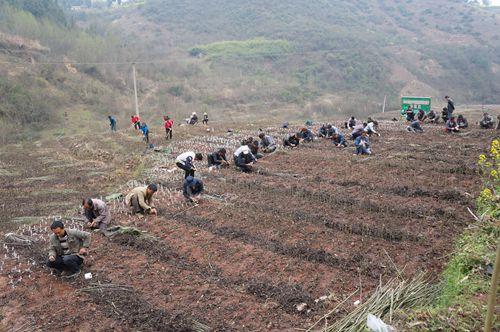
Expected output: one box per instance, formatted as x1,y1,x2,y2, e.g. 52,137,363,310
95,0,499,117
188,38,293,59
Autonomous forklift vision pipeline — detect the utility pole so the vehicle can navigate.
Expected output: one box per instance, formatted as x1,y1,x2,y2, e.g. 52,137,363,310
132,64,140,117
382,95,387,113
484,239,500,332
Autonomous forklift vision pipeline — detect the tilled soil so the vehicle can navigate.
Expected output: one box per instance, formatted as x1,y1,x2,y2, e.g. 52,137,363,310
0,122,496,331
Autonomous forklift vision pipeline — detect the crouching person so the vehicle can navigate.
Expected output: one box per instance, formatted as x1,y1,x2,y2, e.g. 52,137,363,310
354,131,371,155
183,176,204,204
207,148,229,170
125,183,158,215
47,219,90,278
235,147,257,173
258,133,277,153
331,133,347,147
82,198,111,236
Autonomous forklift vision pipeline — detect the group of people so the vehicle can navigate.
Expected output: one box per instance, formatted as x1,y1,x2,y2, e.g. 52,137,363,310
282,118,378,155
404,96,498,134
186,112,209,126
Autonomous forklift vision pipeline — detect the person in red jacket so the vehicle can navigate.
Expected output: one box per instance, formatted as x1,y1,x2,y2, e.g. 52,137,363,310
164,116,174,140
131,115,141,130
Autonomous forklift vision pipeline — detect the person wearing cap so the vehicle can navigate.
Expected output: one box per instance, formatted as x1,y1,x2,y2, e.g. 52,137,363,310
189,112,198,125
258,133,276,153
125,183,158,215
354,131,371,155
202,112,209,125
207,148,229,170
183,176,204,203
234,146,257,173
47,219,91,278
176,151,203,178
163,116,174,140
82,198,111,236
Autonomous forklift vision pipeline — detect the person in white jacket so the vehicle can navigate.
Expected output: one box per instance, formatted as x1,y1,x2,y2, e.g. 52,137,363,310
176,151,203,178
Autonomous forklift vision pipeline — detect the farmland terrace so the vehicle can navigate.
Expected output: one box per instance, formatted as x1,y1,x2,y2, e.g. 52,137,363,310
0,120,496,331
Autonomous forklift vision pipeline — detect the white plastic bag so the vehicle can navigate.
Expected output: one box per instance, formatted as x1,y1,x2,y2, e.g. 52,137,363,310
367,313,394,332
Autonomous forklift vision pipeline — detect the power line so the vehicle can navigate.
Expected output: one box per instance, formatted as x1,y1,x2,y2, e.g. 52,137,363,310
0,46,376,66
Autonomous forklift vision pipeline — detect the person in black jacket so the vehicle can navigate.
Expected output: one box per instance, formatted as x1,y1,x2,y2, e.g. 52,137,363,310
207,148,229,169
283,133,300,148
183,176,204,203
235,149,256,173
445,96,455,119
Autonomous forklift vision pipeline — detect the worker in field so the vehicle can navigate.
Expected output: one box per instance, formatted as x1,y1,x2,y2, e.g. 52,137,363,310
234,146,257,173
131,115,141,130
457,114,468,129
496,115,500,130
176,151,203,178
331,132,347,147
284,133,300,148
183,176,204,204
298,127,314,142
479,113,494,129
364,120,380,136
354,131,371,155
249,141,264,159
108,115,117,132
189,112,198,125
318,124,330,138
350,123,366,140
47,219,90,278
441,107,450,123
258,133,277,153
82,198,111,236
445,116,460,133
405,106,415,122
445,96,455,118
163,116,174,140
416,109,427,122
125,183,158,215
427,109,438,123
406,120,424,133
345,116,357,130
202,112,209,125
140,122,150,144
207,148,229,170
328,124,340,137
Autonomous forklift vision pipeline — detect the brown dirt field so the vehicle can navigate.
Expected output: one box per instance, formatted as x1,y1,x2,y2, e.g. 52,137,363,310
0,120,497,331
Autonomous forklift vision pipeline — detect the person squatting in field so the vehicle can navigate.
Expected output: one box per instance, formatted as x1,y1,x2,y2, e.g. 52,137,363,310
125,184,158,215
207,148,229,170
258,133,277,153
234,145,257,173
354,131,371,155
47,219,90,278
82,198,111,236
183,176,204,204
406,120,424,133
283,133,300,148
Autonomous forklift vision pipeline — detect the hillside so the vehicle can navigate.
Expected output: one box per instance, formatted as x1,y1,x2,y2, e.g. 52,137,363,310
72,0,500,120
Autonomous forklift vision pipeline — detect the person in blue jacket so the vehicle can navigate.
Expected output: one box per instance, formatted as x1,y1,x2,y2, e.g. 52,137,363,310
298,127,314,142
140,123,150,143
331,133,347,147
108,115,117,132
183,176,204,203
354,131,371,155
